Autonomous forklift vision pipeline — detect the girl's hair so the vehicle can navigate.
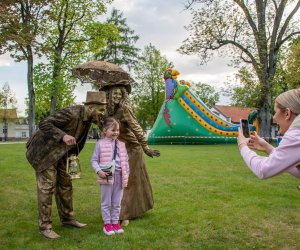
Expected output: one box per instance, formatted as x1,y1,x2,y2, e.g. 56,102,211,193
275,88,300,114
102,117,119,130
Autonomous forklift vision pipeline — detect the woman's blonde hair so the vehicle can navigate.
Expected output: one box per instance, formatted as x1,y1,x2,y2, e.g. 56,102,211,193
275,88,300,114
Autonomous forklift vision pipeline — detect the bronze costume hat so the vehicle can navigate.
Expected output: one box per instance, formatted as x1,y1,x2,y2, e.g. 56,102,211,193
72,61,133,93
83,91,107,105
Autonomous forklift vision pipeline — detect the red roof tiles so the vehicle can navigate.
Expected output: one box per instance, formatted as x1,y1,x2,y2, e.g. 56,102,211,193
213,105,254,123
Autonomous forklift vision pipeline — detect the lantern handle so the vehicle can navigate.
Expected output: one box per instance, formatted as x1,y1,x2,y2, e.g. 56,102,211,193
66,143,80,158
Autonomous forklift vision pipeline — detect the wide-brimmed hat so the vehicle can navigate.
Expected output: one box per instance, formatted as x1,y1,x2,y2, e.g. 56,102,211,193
99,79,132,94
72,61,133,93
83,91,107,105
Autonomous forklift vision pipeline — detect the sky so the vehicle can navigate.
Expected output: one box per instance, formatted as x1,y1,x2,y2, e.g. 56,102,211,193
0,0,236,116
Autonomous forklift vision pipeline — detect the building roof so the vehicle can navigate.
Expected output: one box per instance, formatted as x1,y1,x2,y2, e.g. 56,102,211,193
0,108,18,120
213,105,254,123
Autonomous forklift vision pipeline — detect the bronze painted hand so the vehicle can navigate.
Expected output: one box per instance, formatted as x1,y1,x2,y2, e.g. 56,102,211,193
144,148,160,158
63,134,76,145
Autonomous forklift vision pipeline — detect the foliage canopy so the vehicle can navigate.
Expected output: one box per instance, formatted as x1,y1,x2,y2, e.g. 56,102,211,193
132,44,173,129
180,0,300,137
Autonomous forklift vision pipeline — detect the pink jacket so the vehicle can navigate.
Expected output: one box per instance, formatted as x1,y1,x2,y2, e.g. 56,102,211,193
93,138,129,188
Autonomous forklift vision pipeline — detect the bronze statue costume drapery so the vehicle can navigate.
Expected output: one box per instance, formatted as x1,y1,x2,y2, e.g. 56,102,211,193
113,100,154,220
72,61,160,220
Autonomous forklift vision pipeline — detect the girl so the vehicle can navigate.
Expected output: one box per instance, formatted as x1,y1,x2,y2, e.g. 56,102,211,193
90,117,129,236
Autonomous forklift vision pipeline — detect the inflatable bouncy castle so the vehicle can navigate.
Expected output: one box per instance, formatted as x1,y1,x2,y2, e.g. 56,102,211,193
147,69,256,144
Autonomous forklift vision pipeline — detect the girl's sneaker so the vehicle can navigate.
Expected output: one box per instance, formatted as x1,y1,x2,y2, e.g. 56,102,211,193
103,224,115,236
112,223,124,234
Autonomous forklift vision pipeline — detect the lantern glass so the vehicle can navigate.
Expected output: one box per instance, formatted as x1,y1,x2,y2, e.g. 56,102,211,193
66,154,81,180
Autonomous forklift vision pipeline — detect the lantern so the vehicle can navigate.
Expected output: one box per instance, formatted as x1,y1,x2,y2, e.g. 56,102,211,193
66,154,81,180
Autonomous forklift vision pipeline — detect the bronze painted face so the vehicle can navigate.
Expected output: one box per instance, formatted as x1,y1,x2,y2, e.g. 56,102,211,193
89,104,106,125
111,88,123,105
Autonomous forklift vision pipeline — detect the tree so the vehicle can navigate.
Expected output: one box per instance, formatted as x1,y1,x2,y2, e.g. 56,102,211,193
285,37,300,88
0,83,17,109
33,63,75,122
223,67,261,108
132,44,173,129
223,39,299,108
0,83,17,141
37,0,117,114
190,82,220,107
95,8,140,71
179,0,300,137
0,0,51,136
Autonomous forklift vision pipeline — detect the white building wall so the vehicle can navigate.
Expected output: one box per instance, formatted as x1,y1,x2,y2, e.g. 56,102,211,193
0,122,29,139
15,125,29,138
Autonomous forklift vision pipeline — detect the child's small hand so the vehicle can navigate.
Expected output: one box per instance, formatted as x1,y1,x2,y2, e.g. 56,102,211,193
104,170,112,177
97,170,107,179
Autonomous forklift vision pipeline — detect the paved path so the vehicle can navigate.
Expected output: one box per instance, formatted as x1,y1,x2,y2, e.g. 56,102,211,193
0,141,26,144
0,140,98,145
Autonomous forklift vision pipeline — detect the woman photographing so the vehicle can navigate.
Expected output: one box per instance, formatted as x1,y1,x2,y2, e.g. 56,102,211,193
238,88,300,179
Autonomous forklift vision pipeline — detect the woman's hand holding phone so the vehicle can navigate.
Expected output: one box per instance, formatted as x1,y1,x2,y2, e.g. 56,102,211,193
238,119,250,150
248,132,274,154
237,127,250,150
240,119,250,138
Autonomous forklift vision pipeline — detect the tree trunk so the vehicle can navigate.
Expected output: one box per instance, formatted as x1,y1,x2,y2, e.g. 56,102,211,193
50,71,59,114
257,79,272,139
258,103,272,139
50,50,63,114
27,46,36,137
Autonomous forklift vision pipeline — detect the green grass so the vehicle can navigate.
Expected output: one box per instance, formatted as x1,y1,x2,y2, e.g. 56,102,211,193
1,142,300,249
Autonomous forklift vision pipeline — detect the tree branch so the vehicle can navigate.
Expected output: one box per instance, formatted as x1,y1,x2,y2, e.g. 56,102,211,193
271,0,278,9
219,39,258,68
184,0,197,10
278,31,300,47
234,0,258,37
57,2,65,34
277,0,300,44
268,0,288,76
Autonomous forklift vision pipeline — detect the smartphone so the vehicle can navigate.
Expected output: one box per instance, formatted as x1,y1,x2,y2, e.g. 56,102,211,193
240,119,250,138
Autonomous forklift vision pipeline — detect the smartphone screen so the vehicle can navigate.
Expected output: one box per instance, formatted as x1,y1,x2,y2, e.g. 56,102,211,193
240,119,250,138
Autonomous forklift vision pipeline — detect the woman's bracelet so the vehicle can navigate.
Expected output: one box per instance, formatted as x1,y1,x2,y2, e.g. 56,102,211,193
238,142,247,150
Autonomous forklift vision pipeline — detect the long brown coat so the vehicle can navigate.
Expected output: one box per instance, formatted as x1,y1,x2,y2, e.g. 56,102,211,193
26,105,91,173
113,103,154,220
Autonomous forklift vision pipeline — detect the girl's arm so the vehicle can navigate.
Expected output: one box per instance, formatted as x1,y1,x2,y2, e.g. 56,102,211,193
90,142,102,174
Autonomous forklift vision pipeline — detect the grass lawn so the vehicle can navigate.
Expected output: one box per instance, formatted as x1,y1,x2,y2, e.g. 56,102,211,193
0,142,300,249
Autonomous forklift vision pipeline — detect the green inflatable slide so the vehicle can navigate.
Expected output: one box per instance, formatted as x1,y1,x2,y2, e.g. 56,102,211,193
147,69,255,144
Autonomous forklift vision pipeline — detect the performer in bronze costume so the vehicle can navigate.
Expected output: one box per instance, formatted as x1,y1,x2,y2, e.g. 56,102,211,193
72,61,160,226
26,91,107,239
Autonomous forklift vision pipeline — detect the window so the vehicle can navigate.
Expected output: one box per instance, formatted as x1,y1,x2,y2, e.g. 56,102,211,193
22,132,27,138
